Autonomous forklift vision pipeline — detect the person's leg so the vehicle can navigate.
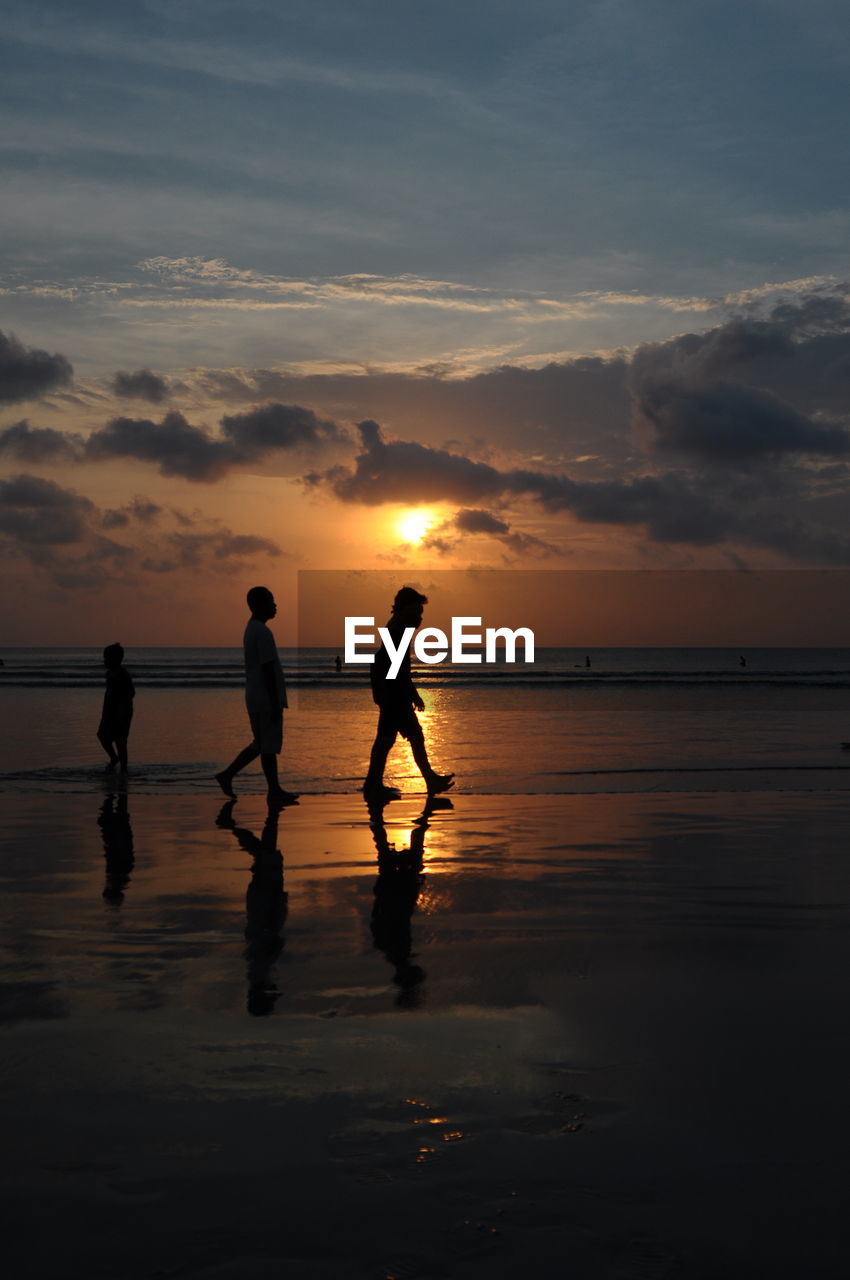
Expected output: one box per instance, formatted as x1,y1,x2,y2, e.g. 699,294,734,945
407,721,454,794
364,721,397,792
115,732,129,773
260,752,279,792
216,743,260,796
261,753,299,805
98,728,118,769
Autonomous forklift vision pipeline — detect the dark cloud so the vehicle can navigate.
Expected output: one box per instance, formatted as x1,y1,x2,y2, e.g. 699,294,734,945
633,381,850,460
306,418,850,563
192,290,850,476
0,331,73,405
112,368,170,404
0,474,280,583
85,410,231,481
453,508,510,535
630,293,850,460
84,404,343,482
194,357,633,466
101,497,164,529
0,419,83,463
0,474,93,544
140,530,281,574
220,401,344,451
424,507,557,559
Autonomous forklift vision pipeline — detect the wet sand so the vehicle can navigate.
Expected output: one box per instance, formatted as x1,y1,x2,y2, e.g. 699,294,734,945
2,789,849,1278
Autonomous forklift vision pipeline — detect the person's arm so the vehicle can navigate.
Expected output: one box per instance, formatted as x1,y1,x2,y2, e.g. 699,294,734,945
399,644,424,710
261,660,282,717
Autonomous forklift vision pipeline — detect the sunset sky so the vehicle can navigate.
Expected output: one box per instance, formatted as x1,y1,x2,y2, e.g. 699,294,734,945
3,0,850,644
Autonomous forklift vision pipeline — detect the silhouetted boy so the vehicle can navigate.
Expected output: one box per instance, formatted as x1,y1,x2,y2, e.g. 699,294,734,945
215,585,298,807
362,586,453,801
97,642,134,773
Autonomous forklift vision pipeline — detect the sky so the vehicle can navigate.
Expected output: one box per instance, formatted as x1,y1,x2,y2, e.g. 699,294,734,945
3,0,850,644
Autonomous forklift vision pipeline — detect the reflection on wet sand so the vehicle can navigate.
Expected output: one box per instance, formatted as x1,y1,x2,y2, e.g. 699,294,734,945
98,794,134,904
217,800,288,1016
368,796,453,1009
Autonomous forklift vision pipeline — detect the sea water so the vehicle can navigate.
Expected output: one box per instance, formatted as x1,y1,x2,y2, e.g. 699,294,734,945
1,646,850,793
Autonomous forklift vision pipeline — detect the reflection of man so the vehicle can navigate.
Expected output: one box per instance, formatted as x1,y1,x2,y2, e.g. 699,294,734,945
217,801,288,1016
362,587,454,802
216,586,298,807
369,798,447,1008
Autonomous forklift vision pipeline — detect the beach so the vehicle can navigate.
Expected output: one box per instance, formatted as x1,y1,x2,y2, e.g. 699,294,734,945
3,782,850,1278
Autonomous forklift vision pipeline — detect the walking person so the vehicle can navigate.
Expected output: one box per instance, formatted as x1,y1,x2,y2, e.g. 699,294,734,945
215,586,298,807
362,586,454,803
97,642,135,774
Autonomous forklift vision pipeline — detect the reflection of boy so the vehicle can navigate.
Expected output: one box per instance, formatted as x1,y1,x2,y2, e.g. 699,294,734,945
363,587,453,801
97,643,134,773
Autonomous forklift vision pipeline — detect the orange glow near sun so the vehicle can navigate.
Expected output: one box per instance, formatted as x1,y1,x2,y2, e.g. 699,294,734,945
396,509,434,545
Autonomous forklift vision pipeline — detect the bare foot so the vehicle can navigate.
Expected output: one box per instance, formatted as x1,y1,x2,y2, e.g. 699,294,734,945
215,771,236,797
363,783,401,805
267,788,299,807
427,773,455,795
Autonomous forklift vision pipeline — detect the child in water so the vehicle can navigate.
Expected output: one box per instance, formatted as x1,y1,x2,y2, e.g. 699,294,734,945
97,643,135,773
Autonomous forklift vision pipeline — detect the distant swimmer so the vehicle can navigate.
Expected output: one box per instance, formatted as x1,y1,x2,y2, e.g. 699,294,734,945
739,655,747,667
362,586,454,804
585,655,591,668
215,586,298,808
97,643,134,774
335,654,342,673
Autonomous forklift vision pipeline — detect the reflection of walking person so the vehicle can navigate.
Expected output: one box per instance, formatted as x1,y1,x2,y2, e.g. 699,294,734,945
98,793,135,904
97,643,134,774
368,795,451,1008
216,586,298,806
217,800,288,1016
362,587,454,802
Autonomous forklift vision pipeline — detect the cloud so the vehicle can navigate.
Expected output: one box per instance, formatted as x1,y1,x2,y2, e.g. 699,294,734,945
0,474,281,584
0,331,73,405
84,410,235,481
635,380,850,460
0,474,93,544
0,419,84,463
628,295,850,461
453,508,510,535
139,530,281,574
83,404,344,482
112,368,170,404
305,418,850,563
101,497,164,529
423,507,557,559
220,401,344,452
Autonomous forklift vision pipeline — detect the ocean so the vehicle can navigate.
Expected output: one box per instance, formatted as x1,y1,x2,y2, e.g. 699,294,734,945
2,646,850,794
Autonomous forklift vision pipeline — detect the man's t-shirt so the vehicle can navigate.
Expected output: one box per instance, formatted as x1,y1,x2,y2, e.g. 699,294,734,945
243,618,287,711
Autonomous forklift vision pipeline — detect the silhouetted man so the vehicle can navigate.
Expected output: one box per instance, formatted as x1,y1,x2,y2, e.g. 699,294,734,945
362,586,453,802
216,586,298,807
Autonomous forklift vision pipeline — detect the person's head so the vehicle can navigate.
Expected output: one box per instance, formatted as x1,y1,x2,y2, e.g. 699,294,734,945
103,642,124,669
392,586,427,625
247,585,276,621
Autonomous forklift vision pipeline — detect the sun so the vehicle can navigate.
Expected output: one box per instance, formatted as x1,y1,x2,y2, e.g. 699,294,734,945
396,508,434,545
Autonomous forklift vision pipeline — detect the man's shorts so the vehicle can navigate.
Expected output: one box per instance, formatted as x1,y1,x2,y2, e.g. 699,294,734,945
247,700,283,754
376,701,422,741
